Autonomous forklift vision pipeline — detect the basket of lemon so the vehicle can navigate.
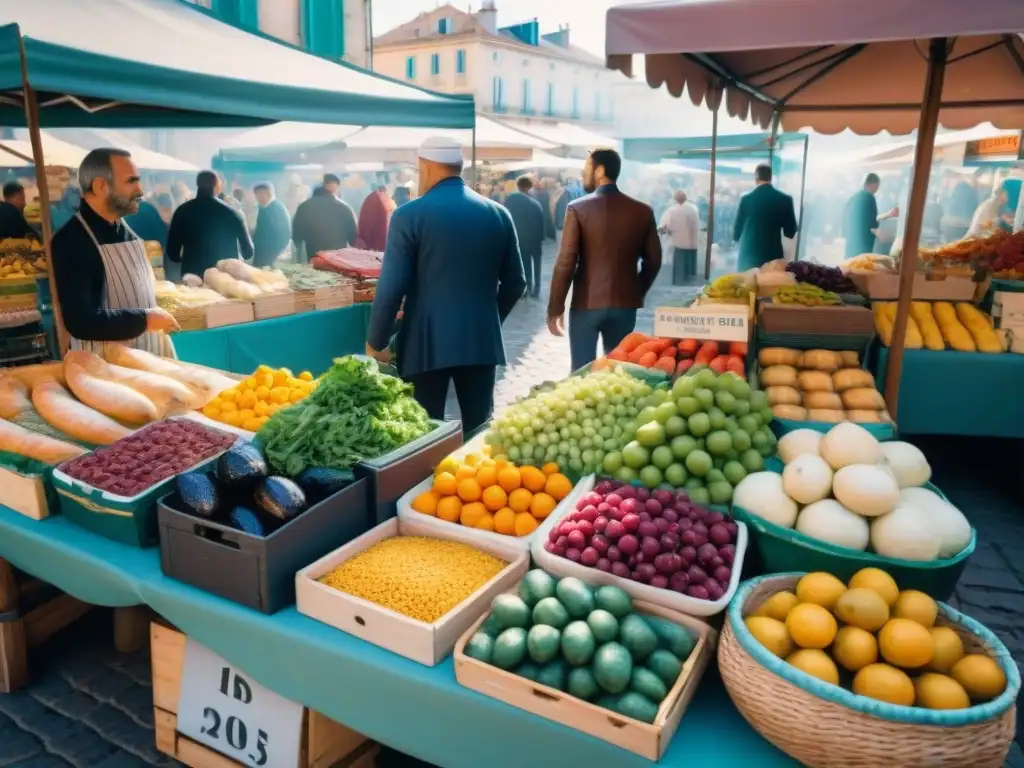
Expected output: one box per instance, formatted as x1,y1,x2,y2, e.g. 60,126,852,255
719,570,1018,768
200,366,317,433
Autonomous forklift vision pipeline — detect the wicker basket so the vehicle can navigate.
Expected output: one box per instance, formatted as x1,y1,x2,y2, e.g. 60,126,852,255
719,573,1019,768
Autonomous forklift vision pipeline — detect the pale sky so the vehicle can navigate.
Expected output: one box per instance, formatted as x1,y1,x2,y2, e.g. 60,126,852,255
372,0,641,57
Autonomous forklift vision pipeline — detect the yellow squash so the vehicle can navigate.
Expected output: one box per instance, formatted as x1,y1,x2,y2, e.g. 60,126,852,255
876,303,923,349
910,302,945,351
955,303,1003,353
932,302,976,352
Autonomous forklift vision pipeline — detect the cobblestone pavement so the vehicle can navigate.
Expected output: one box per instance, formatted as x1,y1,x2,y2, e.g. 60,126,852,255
2,243,1021,766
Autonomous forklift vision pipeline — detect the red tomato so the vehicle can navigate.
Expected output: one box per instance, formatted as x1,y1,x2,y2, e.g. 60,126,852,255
729,341,748,358
677,338,699,358
675,359,695,376
709,355,729,373
726,355,746,376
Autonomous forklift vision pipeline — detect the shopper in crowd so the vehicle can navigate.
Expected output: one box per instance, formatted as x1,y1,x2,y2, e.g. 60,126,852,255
966,185,1012,239
365,136,526,435
504,175,545,298
548,148,662,372
659,189,700,285
393,182,413,207
284,173,311,218
252,181,292,267
842,172,899,258
51,148,179,355
291,173,358,263
533,179,555,241
0,181,40,240
357,185,397,252
165,170,253,279
732,164,799,271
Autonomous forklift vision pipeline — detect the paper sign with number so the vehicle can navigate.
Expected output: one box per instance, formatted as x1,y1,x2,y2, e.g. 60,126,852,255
177,638,303,768
653,306,749,342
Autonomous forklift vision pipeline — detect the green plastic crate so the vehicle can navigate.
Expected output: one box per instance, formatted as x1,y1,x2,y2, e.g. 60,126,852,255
770,417,897,441
731,481,974,600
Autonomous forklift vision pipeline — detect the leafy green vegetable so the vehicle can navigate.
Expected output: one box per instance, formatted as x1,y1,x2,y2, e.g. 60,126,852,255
256,356,434,475
273,264,346,290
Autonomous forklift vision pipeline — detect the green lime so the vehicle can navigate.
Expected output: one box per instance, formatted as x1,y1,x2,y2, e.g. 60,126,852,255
731,430,752,452
709,480,734,505
706,430,733,455
676,397,700,417
615,465,639,483
685,450,712,477
664,415,687,438
651,445,675,469
639,465,663,488
664,463,688,486
723,460,747,485
715,390,736,414
688,413,711,437
654,401,679,423
670,435,697,459
689,487,711,505
740,448,765,472
708,407,727,430
694,389,715,410
602,451,623,473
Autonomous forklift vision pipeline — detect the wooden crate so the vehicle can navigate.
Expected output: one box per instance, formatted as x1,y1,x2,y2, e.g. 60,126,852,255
0,465,49,519
253,292,297,321
454,596,716,761
205,301,256,329
758,302,874,337
294,284,353,314
296,516,529,666
151,623,376,768
849,271,981,301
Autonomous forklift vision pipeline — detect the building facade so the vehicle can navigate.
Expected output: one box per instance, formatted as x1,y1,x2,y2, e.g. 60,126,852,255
372,2,616,131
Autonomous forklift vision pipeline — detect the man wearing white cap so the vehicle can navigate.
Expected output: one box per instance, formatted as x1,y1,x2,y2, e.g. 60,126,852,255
365,136,527,434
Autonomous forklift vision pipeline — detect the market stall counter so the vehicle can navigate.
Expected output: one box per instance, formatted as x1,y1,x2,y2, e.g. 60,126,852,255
0,507,797,768
173,304,371,376
870,346,1024,438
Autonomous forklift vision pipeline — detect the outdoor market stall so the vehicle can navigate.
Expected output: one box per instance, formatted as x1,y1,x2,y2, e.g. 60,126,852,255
606,0,1024,438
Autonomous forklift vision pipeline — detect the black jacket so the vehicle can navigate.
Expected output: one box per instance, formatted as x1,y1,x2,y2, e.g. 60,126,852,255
504,192,545,256
0,201,39,240
166,192,253,278
291,187,358,262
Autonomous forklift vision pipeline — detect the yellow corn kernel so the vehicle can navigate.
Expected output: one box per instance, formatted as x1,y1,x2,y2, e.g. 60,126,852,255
318,536,506,623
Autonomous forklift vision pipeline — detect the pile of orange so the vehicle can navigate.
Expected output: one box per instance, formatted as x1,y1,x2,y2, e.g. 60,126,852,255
411,452,573,537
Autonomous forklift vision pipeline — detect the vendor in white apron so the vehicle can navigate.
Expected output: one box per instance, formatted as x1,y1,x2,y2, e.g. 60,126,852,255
50,148,179,358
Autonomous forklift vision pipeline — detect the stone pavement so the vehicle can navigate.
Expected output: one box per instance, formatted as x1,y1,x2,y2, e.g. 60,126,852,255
1,243,1021,766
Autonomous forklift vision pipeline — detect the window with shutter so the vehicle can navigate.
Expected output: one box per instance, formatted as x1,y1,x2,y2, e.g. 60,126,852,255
300,0,345,59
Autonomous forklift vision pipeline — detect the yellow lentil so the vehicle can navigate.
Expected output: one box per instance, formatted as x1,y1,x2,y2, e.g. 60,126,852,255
319,536,507,623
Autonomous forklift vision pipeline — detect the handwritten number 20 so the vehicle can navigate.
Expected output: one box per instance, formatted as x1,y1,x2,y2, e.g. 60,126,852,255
200,708,268,766
201,707,221,738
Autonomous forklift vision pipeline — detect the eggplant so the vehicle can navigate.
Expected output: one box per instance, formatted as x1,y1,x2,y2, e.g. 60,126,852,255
229,506,267,536
215,444,268,491
174,472,222,519
295,467,354,505
254,476,306,522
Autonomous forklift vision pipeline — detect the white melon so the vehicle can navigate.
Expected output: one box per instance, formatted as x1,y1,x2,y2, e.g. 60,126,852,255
833,464,899,517
778,429,823,465
782,454,833,505
870,503,942,561
899,487,972,558
880,441,932,488
732,471,798,528
820,421,881,470
796,499,870,551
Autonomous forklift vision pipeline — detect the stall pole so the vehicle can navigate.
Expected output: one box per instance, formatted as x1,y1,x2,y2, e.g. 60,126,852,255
703,96,719,280
19,40,68,356
471,122,478,187
884,38,948,418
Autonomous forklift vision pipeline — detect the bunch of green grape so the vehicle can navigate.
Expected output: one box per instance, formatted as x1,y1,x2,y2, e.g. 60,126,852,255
485,368,653,476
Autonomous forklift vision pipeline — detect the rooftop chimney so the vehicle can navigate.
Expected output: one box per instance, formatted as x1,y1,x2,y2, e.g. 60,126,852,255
477,0,497,34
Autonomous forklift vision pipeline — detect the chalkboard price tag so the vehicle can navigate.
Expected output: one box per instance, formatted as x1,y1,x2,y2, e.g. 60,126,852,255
177,638,303,768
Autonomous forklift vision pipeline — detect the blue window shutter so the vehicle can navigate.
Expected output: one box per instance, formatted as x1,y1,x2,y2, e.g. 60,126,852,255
431,53,440,75
406,56,416,79
301,0,345,59
456,49,466,74
546,83,554,115
212,0,258,29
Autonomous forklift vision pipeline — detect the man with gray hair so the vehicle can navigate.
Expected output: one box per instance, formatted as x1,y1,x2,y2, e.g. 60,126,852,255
51,147,179,356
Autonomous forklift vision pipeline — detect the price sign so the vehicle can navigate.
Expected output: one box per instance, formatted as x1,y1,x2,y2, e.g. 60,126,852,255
177,639,303,768
653,305,749,342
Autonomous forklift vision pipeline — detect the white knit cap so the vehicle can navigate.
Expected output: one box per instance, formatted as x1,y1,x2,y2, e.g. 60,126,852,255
417,136,463,164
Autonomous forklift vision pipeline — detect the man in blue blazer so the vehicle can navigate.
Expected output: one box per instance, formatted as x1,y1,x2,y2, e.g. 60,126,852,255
733,164,798,271
503,175,545,298
365,137,527,434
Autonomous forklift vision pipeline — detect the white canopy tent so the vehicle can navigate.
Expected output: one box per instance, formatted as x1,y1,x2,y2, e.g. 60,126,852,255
498,121,620,154
500,152,585,173
0,132,86,168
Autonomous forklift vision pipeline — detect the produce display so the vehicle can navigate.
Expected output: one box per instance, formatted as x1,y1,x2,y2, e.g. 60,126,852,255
785,262,857,294
318,535,507,623
60,419,235,497
464,571,696,723
412,451,574,537
735,423,972,561
311,247,383,279
746,569,1007,708
0,416,85,464
758,347,890,424
601,334,747,378
104,345,237,407
257,356,434,475
275,263,349,290
841,254,896,273
197,259,291,300
874,302,1005,353
920,229,1024,270
173,442,354,536
756,260,797,293
201,366,317,431
155,281,226,311
0,237,46,278
485,367,653,477
703,273,754,301
601,369,774,505
543,478,740,601
771,284,842,306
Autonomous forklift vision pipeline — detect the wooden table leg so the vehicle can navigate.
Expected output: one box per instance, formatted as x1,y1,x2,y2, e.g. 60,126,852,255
0,558,28,692
114,606,151,653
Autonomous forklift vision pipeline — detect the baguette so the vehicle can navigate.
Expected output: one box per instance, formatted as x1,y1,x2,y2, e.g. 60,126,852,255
104,345,235,407
32,381,133,445
64,350,199,415
65,361,158,425
0,417,86,464
0,378,33,420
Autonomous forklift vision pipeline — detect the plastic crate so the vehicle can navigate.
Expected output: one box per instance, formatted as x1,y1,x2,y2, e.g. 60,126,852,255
157,477,370,613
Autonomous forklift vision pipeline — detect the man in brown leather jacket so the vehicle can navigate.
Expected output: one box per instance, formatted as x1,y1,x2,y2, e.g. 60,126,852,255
547,148,662,372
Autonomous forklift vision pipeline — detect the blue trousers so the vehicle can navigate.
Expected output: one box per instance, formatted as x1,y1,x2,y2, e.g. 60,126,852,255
568,308,638,373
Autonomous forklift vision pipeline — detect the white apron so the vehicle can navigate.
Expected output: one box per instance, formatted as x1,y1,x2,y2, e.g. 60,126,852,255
67,211,176,359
